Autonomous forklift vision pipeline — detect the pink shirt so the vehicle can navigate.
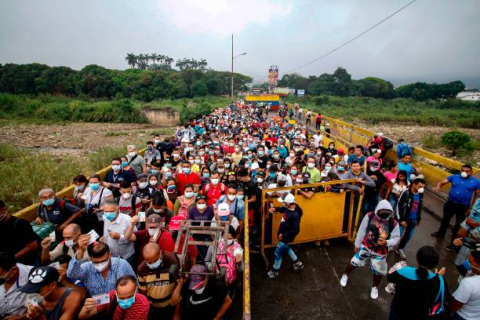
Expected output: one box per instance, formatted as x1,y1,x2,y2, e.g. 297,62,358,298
366,156,383,167
384,171,398,181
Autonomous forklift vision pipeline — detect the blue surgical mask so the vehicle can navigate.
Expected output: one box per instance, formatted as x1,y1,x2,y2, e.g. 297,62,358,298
112,165,121,171
220,216,229,221
42,198,55,207
203,173,210,179
291,170,297,175
121,161,128,167
117,295,135,309
104,212,117,221
269,172,275,178
183,168,191,174
209,151,214,155
150,169,159,175
146,258,162,269
258,151,264,156
236,195,244,200
167,185,176,190
90,183,100,191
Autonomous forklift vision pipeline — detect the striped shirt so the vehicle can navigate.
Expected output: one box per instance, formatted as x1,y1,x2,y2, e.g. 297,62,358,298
103,213,136,259
67,256,136,296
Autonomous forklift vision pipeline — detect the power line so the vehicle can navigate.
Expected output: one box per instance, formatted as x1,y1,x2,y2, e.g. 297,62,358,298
283,0,417,74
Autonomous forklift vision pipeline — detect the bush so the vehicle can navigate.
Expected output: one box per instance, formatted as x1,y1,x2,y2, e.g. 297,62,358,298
440,131,475,156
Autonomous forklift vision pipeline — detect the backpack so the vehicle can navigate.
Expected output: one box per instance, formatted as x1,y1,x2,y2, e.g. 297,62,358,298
114,195,137,215
382,138,394,151
177,196,191,219
217,240,241,286
38,200,66,223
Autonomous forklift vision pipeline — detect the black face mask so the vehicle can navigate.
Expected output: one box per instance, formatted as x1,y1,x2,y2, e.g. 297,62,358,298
377,210,391,219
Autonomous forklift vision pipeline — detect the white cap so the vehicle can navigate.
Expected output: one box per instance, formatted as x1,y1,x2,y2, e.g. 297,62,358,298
378,132,384,137
217,203,230,216
278,193,295,204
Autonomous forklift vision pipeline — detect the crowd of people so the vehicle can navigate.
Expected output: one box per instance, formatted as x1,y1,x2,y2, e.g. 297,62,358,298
0,100,479,320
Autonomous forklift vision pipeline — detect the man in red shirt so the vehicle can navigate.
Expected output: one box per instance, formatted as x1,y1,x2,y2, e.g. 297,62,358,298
202,171,228,206
79,275,149,320
176,161,200,194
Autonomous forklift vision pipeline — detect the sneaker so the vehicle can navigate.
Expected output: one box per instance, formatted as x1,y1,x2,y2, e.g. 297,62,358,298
340,274,349,287
370,286,379,300
292,261,304,272
431,231,444,238
444,244,457,252
265,269,279,280
398,249,407,260
385,283,396,295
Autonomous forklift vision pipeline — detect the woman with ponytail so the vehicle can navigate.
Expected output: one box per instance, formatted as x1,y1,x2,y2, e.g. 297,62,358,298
388,246,451,319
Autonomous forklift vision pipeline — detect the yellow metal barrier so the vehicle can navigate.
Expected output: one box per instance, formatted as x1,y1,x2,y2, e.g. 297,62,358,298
243,198,251,320
13,148,147,222
260,180,359,268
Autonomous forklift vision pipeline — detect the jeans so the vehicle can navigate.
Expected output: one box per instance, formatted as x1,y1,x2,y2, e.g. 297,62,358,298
398,220,416,249
273,241,298,270
362,195,379,216
438,200,469,241
316,122,321,130
388,194,398,212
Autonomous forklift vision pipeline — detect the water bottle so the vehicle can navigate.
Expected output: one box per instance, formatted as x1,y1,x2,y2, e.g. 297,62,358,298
454,237,476,266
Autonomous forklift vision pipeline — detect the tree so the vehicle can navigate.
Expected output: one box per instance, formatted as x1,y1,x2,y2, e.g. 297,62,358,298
358,77,394,98
192,80,208,96
125,53,136,69
440,130,474,156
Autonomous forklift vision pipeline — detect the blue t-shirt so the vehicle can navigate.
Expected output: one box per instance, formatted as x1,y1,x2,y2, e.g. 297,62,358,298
398,162,414,181
347,154,365,166
447,175,480,206
408,193,421,220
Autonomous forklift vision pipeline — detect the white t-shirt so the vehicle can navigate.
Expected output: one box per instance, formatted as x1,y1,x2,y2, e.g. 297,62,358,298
313,134,323,147
453,275,480,320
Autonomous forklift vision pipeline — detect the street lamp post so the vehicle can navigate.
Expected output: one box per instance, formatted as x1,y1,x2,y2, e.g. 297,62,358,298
231,34,247,99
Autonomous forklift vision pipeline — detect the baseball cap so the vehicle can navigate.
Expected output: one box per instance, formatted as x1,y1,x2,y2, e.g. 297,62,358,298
337,148,344,154
278,193,295,204
302,172,311,179
147,214,161,228
189,264,208,289
217,203,230,216
169,215,185,231
20,266,59,293
256,171,266,178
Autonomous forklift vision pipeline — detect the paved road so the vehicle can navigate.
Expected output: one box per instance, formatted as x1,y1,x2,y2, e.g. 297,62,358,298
248,112,460,319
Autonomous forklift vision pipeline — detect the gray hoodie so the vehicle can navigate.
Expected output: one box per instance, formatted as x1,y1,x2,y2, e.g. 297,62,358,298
344,170,376,193
355,200,400,253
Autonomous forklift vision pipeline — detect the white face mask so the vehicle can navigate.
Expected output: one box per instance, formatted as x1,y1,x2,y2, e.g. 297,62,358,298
195,286,206,295
227,195,236,201
197,203,206,210
185,192,194,198
148,228,160,237
92,260,109,272
461,172,468,178
146,258,162,269
211,178,219,185
122,193,131,200
308,163,315,168
149,180,158,186
257,178,264,183
417,187,425,194
65,239,76,248
139,182,148,189
227,239,234,245
128,152,136,157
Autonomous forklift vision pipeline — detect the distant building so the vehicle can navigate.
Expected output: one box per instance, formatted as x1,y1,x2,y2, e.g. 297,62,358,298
456,91,480,101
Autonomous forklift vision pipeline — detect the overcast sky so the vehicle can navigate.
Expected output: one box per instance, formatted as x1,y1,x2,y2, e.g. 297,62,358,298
1,0,479,88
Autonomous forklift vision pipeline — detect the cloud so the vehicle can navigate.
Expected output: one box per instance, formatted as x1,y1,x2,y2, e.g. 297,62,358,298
156,0,292,37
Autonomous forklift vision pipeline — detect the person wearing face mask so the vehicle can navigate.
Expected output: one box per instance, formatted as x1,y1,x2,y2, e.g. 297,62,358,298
432,165,480,251
20,266,83,320
173,184,196,219
216,186,245,239
395,178,426,260
362,160,386,216
0,252,33,319
339,200,400,300
79,275,149,320
163,178,180,204
35,188,82,235
335,160,349,180
231,145,243,165
101,201,136,264
68,241,135,298
135,174,157,212
143,141,161,171
176,161,200,195
302,157,321,184
40,223,89,265
265,193,304,279
120,156,138,180
126,145,145,176
202,171,228,206
146,194,174,229
116,181,142,217
168,149,184,168
104,158,136,199
0,200,39,266
137,243,183,320
72,175,88,208
177,264,232,320
189,196,215,259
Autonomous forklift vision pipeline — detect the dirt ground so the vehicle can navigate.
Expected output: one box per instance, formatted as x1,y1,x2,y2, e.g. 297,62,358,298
0,121,174,155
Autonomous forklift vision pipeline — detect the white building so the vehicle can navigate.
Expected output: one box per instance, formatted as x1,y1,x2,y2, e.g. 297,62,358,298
456,91,480,101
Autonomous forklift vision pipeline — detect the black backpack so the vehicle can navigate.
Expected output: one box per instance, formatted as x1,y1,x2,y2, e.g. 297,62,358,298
382,138,394,150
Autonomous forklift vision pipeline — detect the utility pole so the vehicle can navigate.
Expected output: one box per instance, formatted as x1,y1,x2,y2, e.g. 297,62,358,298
231,34,234,100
